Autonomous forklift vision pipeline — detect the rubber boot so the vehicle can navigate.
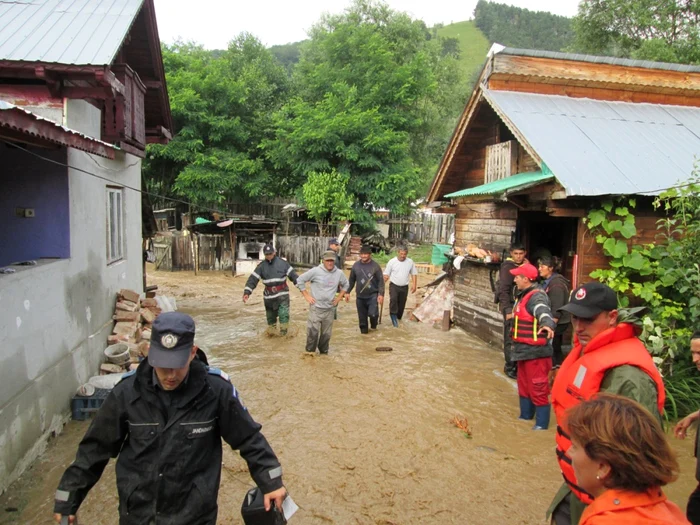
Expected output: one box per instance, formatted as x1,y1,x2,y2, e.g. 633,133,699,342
370,317,378,330
533,405,551,430
360,327,369,334
279,323,288,336
390,314,399,328
518,397,535,421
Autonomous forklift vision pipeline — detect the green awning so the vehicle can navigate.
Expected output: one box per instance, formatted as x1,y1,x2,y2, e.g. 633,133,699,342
444,171,554,199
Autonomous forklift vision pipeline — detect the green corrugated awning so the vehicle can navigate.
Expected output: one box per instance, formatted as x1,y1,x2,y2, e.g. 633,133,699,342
444,171,554,199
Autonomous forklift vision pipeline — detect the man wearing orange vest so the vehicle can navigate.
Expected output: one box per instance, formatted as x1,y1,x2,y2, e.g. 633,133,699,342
547,282,665,525
509,263,556,430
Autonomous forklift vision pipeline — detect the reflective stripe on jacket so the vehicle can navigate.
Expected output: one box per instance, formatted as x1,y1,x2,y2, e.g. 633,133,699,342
511,289,549,346
551,323,665,505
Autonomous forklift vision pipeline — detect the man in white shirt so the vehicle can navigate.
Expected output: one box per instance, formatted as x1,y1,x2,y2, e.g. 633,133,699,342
383,246,418,327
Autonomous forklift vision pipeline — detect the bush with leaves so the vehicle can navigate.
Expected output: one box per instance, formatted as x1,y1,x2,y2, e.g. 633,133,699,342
584,166,700,417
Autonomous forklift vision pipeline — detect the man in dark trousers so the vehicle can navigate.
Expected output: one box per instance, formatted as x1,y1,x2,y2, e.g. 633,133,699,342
383,245,418,327
244,243,299,335
347,245,385,333
497,242,527,379
674,332,700,525
53,312,287,524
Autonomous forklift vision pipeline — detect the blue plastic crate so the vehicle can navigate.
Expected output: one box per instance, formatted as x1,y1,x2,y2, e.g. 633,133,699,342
71,388,110,421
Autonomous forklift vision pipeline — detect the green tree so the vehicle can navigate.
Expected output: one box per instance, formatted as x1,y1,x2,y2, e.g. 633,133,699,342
302,170,355,234
144,34,292,209
264,0,466,224
473,0,575,52
573,0,700,64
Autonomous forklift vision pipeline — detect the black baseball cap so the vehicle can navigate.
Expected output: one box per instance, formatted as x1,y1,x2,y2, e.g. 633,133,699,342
148,312,196,368
559,282,617,319
360,245,372,254
263,243,275,255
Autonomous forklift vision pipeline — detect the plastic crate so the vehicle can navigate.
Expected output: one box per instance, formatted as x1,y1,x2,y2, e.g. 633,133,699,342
71,388,110,421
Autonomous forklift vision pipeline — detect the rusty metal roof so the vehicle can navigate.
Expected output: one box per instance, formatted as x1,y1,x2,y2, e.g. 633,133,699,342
483,89,700,196
498,47,700,74
0,0,144,65
0,99,116,158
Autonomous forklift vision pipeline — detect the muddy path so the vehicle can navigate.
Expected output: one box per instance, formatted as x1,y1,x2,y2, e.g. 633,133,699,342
2,267,697,524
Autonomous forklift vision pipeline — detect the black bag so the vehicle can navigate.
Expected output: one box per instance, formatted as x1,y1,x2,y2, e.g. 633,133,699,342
241,487,287,525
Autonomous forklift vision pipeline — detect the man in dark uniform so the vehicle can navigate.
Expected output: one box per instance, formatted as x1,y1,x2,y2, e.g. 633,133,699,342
497,242,527,379
347,245,385,333
244,244,299,335
328,237,342,269
53,312,287,524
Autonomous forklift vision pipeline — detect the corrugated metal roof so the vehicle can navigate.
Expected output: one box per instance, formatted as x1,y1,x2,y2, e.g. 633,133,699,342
0,0,144,65
498,47,700,74
0,99,117,157
483,90,700,196
445,171,553,198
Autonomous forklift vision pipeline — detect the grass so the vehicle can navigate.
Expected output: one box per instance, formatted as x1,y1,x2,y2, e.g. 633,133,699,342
435,20,491,77
373,243,434,265
664,366,700,421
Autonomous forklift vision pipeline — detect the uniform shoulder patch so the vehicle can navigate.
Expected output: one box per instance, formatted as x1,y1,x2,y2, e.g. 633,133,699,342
207,367,230,383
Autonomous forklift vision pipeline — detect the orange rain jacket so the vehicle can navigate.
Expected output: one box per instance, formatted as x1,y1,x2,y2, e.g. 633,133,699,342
579,488,690,524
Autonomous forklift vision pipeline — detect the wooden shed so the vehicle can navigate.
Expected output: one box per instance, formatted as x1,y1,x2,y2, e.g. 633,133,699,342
427,46,700,346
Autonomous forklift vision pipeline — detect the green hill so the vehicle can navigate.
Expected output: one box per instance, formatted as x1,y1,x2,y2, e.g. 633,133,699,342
435,21,491,79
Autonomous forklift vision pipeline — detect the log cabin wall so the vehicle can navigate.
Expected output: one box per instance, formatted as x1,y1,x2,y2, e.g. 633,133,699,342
575,206,662,287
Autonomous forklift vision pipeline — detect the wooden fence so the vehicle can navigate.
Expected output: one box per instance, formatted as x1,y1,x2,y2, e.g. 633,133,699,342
153,233,235,272
387,213,454,244
276,235,334,267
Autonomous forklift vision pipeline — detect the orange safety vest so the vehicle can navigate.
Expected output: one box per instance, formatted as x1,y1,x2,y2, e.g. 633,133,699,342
551,323,665,504
511,289,549,346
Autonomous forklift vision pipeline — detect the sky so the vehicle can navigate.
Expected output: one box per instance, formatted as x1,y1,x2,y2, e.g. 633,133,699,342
152,0,580,50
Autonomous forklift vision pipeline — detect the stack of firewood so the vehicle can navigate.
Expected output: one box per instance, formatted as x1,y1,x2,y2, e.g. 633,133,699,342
104,289,162,373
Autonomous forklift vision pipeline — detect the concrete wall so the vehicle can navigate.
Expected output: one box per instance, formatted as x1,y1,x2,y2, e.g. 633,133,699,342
0,147,70,266
0,100,143,493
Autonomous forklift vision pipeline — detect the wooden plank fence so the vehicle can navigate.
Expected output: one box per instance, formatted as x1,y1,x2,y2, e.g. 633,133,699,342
388,213,454,244
277,235,334,267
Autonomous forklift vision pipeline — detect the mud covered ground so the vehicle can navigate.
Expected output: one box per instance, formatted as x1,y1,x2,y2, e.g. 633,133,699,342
1,266,697,524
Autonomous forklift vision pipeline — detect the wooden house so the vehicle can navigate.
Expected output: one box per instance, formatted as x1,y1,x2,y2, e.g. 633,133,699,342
426,46,700,346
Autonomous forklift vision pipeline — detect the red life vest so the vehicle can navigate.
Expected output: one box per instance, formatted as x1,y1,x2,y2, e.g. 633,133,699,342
551,323,666,504
511,288,549,346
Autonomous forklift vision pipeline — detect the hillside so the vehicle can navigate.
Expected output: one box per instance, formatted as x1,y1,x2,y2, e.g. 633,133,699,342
435,21,490,79
474,0,574,52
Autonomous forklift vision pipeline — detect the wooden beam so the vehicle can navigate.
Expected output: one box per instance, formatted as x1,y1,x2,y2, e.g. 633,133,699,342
62,87,115,99
547,207,586,217
491,54,700,93
488,78,700,107
144,80,162,89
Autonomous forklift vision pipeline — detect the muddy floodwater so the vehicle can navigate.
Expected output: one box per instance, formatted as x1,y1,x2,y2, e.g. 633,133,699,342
2,267,698,524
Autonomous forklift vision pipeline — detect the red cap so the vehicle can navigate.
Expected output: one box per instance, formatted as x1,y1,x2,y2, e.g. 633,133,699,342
509,263,538,281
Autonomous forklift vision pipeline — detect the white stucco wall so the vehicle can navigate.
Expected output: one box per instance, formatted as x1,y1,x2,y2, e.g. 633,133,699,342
0,100,143,492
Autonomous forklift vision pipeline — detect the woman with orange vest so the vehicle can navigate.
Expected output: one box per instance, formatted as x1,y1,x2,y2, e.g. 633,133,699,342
509,263,555,430
565,393,687,525
547,282,665,525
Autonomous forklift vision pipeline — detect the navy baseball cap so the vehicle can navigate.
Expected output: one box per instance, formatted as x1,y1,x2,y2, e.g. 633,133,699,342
263,243,275,255
148,312,196,369
328,238,339,246
559,282,617,319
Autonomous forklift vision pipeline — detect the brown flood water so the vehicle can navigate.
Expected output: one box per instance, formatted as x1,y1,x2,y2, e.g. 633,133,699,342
1,267,698,524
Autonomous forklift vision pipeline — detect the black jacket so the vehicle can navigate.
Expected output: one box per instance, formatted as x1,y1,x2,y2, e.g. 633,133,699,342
54,360,283,525
244,256,298,305
544,273,571,325
347,260,385,297
497,259,521,314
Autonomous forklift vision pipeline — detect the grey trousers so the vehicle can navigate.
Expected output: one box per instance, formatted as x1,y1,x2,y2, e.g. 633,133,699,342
306,306,335,353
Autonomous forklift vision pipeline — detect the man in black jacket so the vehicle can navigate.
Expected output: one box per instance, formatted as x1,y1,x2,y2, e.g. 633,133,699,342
497,243,528,379
244,244,299,335
347,245,385,333
53,312,287,525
